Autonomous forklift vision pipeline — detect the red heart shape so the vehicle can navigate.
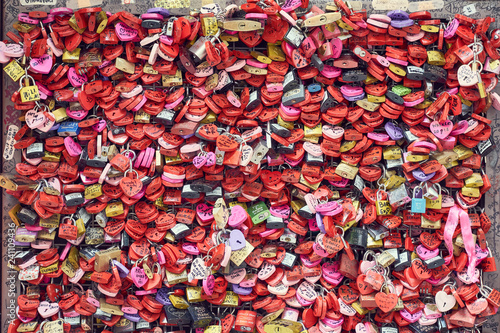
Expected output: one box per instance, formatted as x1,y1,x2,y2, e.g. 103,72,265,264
375,292,398,313
120,176,143,197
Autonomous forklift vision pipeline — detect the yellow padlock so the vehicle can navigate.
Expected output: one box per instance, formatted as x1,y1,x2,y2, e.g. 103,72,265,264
19,75,40,103
376,189,392,216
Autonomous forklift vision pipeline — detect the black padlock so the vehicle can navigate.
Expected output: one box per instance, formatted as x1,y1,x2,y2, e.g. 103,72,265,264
266,215,285,229
18,207,39,225
423,63,447,82
320,91,336,112
188,305,214,328
94,308,112,321
191,180,219,193
181,185,201,199
121,231,130,249
64,192,85,206
305,152,324,165
477,137,496,156
79,247,100,261
271,123,291,137
345,228,368,248
386,91,405,105
26,142,44,158
276,143,295,154
394,251,411,271
141,19,162,29
170,223,192,240
283,26,305,48
298,205,314,219
281,252,298,269
135,320,151,330
246,90,261,111
436,317,447,333
424,255,445,269
409,322,438,333
14,249,35,265
206,187,223,201
310,54,324,71
342,69,367,82
406,66,425,81
283,70,299,93
35,128,57,140
164,305,192,325
282,85,306,106
156,109,176,125
367,223,389,241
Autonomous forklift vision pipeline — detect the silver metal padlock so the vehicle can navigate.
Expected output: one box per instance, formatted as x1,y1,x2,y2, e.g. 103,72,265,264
64,192,85,206
367,223,389,241
282,85,306,106
266,215,285,229
18,207,39,225
26,142,44,158
206,187,223,201
250,140,269,164
246,90,261,111
181,184,201,199
95,210,108,227
170,223,192,240
283,26,305,48
386,157,403,169
271,123,291,137
406,65,425,81
305,152,323,165
156,109,176,125
283,70,299,93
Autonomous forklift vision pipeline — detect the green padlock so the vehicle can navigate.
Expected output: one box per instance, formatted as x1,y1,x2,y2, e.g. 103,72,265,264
247,201,270,225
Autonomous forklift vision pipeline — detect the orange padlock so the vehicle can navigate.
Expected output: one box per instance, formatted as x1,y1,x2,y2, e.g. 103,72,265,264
234,306,257,332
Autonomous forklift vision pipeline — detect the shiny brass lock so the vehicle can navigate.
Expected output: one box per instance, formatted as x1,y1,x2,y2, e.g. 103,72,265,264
4,60,24,81
421,215,441,229
453,145,474,160
162,69,183,87
335,161,358,180
134,109,151,123
268,43,286,61
304,123,322,138
432,150,458,165
461,186,480,197
85,184,103,200
366,234,383,248
105,201,124,217
221,291,239,307
186,286,203,303
383,146,402,160
19,75,40,103
375,190,392,216
62,47,81,63
384,174,405,190
464,173,483,187
427,50,446,65
166,270,188,284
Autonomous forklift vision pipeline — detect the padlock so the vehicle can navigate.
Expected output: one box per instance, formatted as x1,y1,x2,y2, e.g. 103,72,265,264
235,306,257,331
411,186,426,213
376,189,392,216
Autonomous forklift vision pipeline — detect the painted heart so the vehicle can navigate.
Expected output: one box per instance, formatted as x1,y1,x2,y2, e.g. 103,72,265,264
419,232,441,250
30,54,53,74
375,292,398,313
120,176,143,197
457,64,478,87
356,275,375,295
435,290,456,312
193,155,207,168
25,109,46,129
430,120,453,139
229,229,246,250
130,266,148,288
303,141,323,157
144,123,165,140
38,301,60,318
466,298,488,315
67,67,88,87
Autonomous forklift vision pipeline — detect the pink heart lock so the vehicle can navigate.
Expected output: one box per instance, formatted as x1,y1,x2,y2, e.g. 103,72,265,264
25,109,46,129
203,274,215,296
0,42,11,64
228,205,247,227
182,242,200,255
280,103,301,117
341,85,364,97
423,303,442,319
308,218,320,232
205,152,216,167
304,193,319,213
281,0,301,12
322,125,344,140
367,132,390,142
322,317,343,329
121,302,138,315
303,141,323,157
313,241,329,258
400,309,422,323
116,22,138,41
66,108,89,120
92,119,107,132
240,273,258,288
295,292,315,307
322,262,344,284
320,65,342,78
329,177,350,188
64,137,82,157
430,120,453,139
466,298,488,315
4,43,24,57
269,204,290,218
85,292,100,308
316,201,338,214
475,244,489,260
131,266,148,288
220,244,232,267
338,299,357,316
331,38,343,58
355,323,368,333
491,92,500,111
229,229,246,250
300,254,322,268
449,120,469,136
196,203,213,222
30,54,53,74
224,268,246,284
37,112,55,133
297,281,318,302
38,301,60,318
193,154,207,169
416,244,439,260
67,67,88,87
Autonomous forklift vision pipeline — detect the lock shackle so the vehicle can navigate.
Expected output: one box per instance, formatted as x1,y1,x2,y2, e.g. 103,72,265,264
363,250,376,262
71,282,85,296
123,168,139,180
380,281,396,295
412,185,422,198
36,320,49,333
135,254,150,266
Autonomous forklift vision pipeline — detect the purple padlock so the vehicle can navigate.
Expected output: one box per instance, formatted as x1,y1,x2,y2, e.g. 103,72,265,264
412,168,435,182
232,284,253,295
385,122,404,140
